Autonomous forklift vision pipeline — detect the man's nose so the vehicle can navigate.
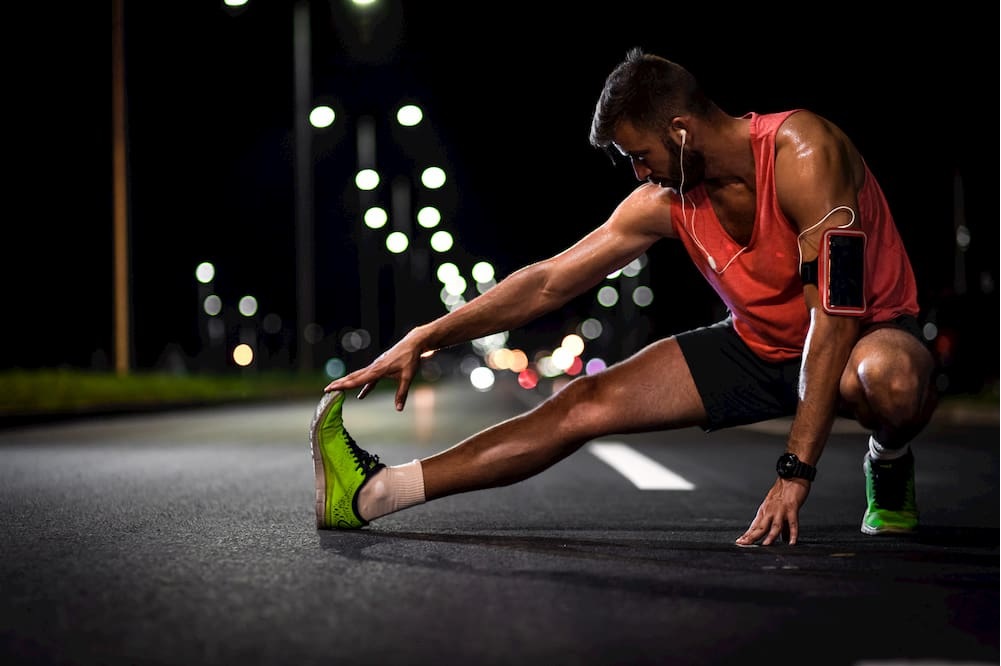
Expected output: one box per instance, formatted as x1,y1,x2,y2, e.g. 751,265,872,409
632,163,650,182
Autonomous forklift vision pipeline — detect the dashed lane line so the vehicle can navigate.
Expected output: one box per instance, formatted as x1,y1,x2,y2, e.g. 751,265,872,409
588,441,695,490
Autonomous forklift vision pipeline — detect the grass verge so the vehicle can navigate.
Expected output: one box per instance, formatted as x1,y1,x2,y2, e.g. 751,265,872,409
0,369,329,417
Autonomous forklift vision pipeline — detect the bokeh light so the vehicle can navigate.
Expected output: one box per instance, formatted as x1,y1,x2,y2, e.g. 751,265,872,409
396,104,423,127
325,357,347,379
632,286,654,307
238,295,258,317
430,230,453,252
472,261,495,283
580,318,603,339
203,294,222,316
364,206,388,229
195,262,215,284
436,262,459,283
517,368,539,389
233,343,254,367
309,105,335,128
386,231,409,253
597,286,619,307
421,167,446,189
355,169,380,190
469,366,495,391
417,206,441,228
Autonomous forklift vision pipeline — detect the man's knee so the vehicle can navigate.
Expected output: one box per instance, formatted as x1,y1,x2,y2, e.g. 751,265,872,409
545,373,618,434
851,350,932,426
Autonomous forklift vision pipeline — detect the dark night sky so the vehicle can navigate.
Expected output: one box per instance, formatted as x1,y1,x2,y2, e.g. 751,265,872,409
4,2,996,390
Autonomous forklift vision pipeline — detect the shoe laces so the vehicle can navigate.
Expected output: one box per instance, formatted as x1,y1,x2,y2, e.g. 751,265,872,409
344,429,381,474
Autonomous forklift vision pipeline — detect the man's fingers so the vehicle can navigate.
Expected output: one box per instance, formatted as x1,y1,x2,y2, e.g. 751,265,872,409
783,519,798,545
736,518,797,547
760,523,784,546
735,522,765,546
326,370,368,392
394,376,413,411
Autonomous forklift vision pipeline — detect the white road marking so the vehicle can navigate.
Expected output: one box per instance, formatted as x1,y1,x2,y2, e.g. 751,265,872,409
588,442,695,490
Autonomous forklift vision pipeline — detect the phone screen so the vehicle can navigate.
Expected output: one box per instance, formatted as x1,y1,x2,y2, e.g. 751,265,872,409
826,232,865,310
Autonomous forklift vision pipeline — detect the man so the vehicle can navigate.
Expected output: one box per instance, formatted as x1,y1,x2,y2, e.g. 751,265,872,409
310,48,937,546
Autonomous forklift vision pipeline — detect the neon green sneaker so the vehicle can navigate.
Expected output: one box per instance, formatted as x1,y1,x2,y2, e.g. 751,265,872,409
309,390,384,530
861,449,918,535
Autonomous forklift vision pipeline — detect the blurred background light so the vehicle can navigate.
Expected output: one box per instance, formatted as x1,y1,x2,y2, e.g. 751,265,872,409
233,343,253,367
509,349,529,373
195,262,215,284
417,206,441,228
238,295,258,317
436,262,459,283
386,231,409,253
442,275,467,297
471,261,495,283
469,366,495,391
203,295,222,316
356,169,380,190
597,286,619,307
561,334,584,357
364,206,388,229
580,318,603,340
309,105,335,128
518,368,539,390
396,104,423,127
324,357,347,379
341,328,371,352
421,167,446,189
429,230,453,252
632,286,654,307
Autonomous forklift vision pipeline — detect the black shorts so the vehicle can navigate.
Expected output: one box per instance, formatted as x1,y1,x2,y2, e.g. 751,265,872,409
675,315,924,432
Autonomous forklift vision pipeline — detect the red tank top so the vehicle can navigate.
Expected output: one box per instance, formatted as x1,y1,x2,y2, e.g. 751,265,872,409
669,110,920,362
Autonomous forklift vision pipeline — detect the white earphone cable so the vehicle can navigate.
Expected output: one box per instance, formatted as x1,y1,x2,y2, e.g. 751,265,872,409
680,131,746,274
796,205,857,269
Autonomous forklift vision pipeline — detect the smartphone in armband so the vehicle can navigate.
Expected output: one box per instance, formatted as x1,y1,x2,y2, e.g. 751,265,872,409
819,228,867,316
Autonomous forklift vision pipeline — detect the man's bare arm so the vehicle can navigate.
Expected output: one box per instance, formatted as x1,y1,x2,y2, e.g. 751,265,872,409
737,112,863,546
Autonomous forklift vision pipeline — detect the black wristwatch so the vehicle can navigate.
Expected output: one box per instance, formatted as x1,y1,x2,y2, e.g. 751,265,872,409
775,452,817,481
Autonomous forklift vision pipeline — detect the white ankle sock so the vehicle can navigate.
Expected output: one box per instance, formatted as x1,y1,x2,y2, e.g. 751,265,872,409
868,435,909,461
357,459,426,522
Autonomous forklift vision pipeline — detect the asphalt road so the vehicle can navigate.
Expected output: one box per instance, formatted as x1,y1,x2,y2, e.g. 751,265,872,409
0,379,997,666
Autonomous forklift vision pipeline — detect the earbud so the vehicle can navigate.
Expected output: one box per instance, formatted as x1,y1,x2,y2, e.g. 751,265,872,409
679,129,687,143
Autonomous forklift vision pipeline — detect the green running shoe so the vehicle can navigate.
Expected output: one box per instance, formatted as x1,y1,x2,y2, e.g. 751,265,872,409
309,390,384,530
861,449,918,535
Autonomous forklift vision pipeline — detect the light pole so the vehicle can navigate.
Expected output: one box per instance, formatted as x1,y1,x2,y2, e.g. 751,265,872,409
112,0,131,376
293,0,315,373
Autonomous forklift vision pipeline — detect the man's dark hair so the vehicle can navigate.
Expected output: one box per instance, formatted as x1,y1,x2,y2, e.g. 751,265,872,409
589,48,711,153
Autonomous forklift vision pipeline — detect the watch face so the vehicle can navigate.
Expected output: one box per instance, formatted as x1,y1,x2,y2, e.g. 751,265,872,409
777,453,796,477
776,453,815,480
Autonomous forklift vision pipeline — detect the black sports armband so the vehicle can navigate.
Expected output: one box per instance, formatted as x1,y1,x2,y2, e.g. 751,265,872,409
800,258,818,286
800,228,867,316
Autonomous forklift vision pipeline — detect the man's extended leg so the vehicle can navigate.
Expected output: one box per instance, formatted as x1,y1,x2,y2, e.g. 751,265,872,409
312,337,707,529
840,326,937,534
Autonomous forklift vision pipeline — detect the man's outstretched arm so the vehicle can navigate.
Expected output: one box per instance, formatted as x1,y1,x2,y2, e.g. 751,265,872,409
326,183,674,410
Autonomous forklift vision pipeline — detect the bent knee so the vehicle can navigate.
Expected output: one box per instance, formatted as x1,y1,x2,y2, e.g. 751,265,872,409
846,352,930,423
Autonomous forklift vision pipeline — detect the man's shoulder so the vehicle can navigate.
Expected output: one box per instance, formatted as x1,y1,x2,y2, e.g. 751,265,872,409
753,109,813,132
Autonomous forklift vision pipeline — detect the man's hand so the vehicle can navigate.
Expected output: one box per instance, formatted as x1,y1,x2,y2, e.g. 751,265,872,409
735,478,811,546
324,329,429,411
